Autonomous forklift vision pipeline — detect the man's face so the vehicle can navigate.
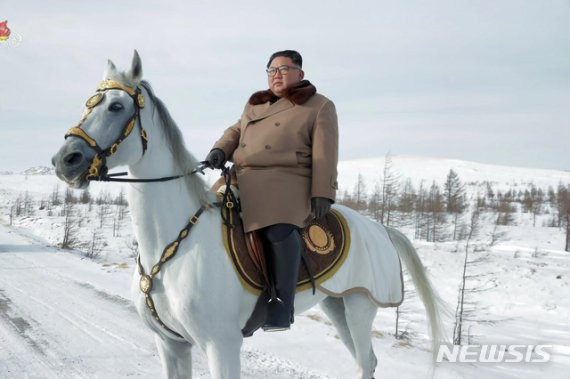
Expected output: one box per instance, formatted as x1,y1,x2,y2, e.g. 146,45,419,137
267,56,304,97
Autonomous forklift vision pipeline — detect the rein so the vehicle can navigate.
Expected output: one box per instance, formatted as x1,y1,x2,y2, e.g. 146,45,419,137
87,161,210,183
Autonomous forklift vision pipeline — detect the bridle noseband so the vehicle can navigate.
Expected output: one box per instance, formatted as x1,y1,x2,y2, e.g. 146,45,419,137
65,79,148,181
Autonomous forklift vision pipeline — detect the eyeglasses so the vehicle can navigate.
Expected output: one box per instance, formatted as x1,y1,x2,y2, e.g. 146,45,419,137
266,65,301,77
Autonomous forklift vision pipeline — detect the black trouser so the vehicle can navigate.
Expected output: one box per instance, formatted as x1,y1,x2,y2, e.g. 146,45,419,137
260,223,297,244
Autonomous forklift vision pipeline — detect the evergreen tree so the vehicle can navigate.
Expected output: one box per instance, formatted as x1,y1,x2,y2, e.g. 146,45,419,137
444,169,467,239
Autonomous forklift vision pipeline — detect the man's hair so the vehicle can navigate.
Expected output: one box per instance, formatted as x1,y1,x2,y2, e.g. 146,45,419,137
266,50,303,68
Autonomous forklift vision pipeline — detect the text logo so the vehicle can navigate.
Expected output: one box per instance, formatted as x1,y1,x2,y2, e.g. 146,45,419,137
436,344,552,363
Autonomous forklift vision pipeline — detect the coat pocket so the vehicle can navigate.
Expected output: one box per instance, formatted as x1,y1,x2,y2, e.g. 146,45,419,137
296,151,311,167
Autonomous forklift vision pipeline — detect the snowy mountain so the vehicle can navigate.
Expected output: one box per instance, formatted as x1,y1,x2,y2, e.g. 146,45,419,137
21,166,55,176
337,155,570,193
1,155,569,378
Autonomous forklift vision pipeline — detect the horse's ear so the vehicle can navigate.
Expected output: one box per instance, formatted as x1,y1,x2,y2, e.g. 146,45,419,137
104,59,117,79
129,50,143,83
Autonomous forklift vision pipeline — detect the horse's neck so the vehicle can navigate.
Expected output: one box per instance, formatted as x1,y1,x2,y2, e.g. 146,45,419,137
126,100,202,268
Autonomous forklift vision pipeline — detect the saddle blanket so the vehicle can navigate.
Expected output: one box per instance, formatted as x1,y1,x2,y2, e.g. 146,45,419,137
221,205,350,295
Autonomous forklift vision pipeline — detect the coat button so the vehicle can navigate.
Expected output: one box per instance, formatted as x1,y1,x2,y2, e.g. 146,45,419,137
265,145,271,150
240,143,246,148
274,122,280,127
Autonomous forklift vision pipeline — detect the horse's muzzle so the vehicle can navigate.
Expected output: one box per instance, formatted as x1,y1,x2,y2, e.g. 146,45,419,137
52,139,94,189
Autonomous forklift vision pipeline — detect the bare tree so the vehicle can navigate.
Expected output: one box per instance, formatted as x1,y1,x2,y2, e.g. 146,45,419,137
79,188,92,204
9,204,15,225
353,173,367,211
414,180,427,240
51,184,61,206
490,219,506,246
398,179,416,213
485,182,496,209
61,201,79,249
96,191,112,206
98,203,111,228
444,169,467,240
522,184,544,227
394,274,416,340
557,184,570,252
84,229,104,259
23,191,34,216
12,195,23,219
64,188,76,205
113,205,127,237
114,187,128,206
394,179,416,227
494,197,516,226
125,238,140,259
453,206,479,345
426,181,446,242
380,152,400,226
368,183,382,221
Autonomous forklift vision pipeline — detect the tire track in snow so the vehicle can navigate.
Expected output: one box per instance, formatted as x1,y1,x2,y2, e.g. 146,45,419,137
0,288,86,378
0,261,156,355
0,232,162,378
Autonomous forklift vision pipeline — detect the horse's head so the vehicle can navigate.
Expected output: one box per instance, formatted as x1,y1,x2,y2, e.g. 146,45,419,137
52,50,148,189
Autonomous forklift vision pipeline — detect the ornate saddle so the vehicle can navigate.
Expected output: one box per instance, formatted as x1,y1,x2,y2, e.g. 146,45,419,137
219,191,351,295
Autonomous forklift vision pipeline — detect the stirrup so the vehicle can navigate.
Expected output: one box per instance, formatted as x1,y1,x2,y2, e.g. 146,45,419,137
263,297,293,331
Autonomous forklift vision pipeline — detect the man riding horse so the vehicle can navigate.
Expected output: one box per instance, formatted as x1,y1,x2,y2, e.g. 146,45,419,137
206,50,339,331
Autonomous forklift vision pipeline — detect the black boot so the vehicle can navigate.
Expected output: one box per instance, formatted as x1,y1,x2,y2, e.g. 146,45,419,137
263,228,302,331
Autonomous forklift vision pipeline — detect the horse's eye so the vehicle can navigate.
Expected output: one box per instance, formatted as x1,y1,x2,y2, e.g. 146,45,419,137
108,102,124,112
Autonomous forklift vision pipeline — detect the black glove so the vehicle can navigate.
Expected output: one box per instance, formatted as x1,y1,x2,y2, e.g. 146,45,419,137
205,149,226,169
311,197,332,219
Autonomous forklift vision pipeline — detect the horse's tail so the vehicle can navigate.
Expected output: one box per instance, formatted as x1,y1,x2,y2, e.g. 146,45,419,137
385,226,449,362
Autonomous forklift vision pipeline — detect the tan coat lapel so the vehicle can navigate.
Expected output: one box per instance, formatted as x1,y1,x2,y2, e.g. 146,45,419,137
248,98,294,123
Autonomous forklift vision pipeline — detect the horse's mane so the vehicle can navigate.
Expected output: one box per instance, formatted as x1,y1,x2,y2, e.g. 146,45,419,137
139,80,210,206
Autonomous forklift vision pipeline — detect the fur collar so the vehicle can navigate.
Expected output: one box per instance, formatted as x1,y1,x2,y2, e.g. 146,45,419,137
248,80,317,106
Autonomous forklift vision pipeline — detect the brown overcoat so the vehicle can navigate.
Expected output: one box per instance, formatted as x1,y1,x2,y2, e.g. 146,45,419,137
212,82,338,232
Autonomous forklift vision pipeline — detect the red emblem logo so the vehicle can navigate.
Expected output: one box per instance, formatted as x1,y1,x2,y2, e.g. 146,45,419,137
0,20,11,41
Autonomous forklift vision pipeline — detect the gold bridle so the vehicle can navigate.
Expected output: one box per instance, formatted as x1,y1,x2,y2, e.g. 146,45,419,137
64,79,148,180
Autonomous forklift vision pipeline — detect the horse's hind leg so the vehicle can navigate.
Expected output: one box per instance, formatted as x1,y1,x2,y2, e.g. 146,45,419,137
320,296,356,359
155,335,193,378
343,292,379,379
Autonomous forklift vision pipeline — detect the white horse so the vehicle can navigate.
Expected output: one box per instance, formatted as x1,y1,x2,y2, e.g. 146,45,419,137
52,51,446,379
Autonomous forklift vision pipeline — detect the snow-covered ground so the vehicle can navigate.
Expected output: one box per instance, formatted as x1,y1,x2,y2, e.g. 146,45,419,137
1,155,569,378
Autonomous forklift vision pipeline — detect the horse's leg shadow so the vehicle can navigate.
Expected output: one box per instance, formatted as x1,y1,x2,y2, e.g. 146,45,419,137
321,294,378,379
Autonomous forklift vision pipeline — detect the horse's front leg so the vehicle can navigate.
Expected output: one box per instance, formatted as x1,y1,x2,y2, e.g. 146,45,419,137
203,330,243,379
155,335,193,378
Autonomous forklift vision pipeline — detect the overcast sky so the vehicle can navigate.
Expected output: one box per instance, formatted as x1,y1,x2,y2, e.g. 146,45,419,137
1,0,569,172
